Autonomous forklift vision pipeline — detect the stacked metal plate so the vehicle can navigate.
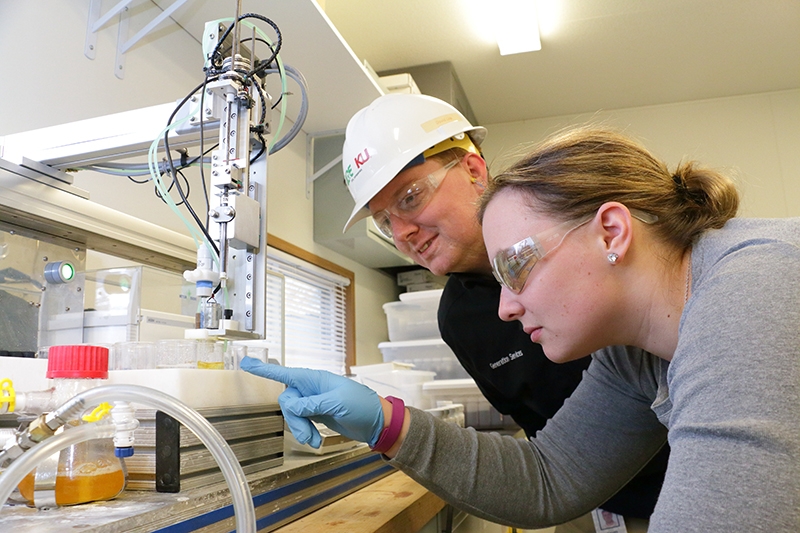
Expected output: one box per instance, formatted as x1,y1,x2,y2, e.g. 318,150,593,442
125,404,284,492
0,444,394,533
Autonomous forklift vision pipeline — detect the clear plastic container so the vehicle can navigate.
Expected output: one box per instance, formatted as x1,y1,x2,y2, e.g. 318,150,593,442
349,363,436,409
156,339,197,368
196,340,224,369
378,338,470,380
382,289,443,342
422,378,518,430
17,345,125,507
111,341,156,370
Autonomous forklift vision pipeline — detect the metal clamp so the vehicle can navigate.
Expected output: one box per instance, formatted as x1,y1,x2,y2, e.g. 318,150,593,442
32,450,60,509
209,205,236,223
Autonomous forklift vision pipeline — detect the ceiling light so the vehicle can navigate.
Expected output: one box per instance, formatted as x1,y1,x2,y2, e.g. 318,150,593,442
536,0,561,37
494,0,541,55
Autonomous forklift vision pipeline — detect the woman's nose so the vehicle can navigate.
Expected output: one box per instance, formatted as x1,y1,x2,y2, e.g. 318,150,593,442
498,287,525,322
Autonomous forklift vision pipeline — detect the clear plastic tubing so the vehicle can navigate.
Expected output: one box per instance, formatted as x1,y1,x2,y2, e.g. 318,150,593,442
0,422,113,507
0,384,256,533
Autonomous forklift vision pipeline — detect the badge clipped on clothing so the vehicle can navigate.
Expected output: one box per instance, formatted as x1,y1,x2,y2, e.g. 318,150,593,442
590,508,628,533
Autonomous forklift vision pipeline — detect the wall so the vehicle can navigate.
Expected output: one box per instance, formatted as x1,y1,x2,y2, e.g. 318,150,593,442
481,89,800,218
0,1,395,365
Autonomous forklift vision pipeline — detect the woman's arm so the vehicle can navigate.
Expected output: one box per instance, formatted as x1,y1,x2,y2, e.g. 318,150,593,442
389,346,668,528
240,348,668,528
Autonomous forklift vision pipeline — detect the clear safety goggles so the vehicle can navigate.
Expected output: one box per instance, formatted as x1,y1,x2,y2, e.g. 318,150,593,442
492,209,657,294
371,158,460,240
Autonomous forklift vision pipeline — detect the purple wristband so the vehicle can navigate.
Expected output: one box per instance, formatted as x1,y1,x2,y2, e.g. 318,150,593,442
370,396,405,454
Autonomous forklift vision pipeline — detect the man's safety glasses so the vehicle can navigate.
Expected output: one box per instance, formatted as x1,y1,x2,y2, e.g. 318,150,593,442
371,159,460,240
491,209,657,294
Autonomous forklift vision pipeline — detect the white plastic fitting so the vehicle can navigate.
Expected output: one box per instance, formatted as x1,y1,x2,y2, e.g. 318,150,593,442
183,245,220,297
110,401,139,449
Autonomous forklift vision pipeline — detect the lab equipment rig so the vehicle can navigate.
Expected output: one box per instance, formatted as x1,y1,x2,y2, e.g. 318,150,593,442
0,14,298,342
0,8,392,532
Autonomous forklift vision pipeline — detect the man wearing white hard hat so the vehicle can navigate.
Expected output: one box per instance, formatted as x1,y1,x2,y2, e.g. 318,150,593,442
341,93,667,533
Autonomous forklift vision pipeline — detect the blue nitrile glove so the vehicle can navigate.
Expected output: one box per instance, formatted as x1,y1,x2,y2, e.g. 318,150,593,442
239,356,384,449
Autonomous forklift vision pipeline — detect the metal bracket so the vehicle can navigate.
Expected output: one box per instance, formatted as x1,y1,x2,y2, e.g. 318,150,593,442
114,6,131,79
84,0,190,79
305,129,345,199
84,0,103,59
307,153,343,196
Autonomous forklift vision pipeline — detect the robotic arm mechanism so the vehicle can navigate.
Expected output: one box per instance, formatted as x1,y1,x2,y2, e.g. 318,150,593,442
178,15,307,340
0,13,308,340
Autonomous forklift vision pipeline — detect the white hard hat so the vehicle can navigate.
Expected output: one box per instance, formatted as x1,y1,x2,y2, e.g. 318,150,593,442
341,93,487,232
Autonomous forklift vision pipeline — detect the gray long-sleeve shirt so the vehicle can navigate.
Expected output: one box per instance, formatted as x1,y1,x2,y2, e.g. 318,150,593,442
389,218,800,532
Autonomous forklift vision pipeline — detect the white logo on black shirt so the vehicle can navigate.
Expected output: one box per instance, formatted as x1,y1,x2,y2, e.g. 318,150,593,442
489,350,524,369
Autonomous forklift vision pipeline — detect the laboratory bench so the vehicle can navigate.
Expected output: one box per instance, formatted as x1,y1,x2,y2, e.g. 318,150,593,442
0,443,447,533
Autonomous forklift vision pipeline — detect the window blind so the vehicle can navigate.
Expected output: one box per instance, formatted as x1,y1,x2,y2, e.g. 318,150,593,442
264,246,349,375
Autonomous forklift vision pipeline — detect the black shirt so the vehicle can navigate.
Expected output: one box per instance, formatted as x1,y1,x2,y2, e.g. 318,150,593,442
438,272,668,519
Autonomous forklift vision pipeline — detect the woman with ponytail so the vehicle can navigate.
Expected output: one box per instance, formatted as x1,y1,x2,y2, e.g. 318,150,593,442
243,127,799,532
475,127,798,531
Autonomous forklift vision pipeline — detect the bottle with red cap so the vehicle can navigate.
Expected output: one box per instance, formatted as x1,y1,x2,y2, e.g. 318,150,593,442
17,345,126,507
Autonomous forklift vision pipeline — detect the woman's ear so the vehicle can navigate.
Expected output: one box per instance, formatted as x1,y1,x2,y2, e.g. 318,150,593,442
596,202,635,262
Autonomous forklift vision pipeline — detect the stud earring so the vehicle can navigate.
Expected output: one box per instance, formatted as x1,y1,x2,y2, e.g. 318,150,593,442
607,253,619,264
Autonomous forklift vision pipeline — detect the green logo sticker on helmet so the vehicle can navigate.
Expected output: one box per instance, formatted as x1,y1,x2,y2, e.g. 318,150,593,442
345,148,371,186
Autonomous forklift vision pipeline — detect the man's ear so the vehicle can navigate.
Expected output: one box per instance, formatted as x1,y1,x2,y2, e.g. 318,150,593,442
462,152,488,188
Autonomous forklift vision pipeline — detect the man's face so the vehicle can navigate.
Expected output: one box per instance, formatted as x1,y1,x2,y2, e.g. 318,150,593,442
368,155,490,276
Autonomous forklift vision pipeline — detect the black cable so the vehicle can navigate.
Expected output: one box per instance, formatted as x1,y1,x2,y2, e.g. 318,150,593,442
154,175,177,205
271,83,284,110
208,14,281,77
119,144,215,209
238,36,278,67
153,168,191,207
248,75,268,162
198,151,212,230
200,75,211,228
250,131,266,164
247,16,281,78
161,155,194,209
185,142,218,166
174,169,191,203
251,75,269,130
163,79,220,255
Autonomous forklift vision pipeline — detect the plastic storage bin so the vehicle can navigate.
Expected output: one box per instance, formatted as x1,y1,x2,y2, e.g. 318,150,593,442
382,289,443,342
378,338,470,380
349,363,435,409
423,378,518,430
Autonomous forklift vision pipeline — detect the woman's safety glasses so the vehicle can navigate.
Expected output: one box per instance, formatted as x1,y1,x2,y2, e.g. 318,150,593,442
371,159,460,240
492,209,657,294
491,215,593,294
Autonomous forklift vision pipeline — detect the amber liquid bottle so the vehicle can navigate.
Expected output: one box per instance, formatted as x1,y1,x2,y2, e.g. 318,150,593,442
17,345,126,507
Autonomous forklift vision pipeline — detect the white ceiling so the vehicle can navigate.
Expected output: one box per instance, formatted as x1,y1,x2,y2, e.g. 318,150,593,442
321,0,800,126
